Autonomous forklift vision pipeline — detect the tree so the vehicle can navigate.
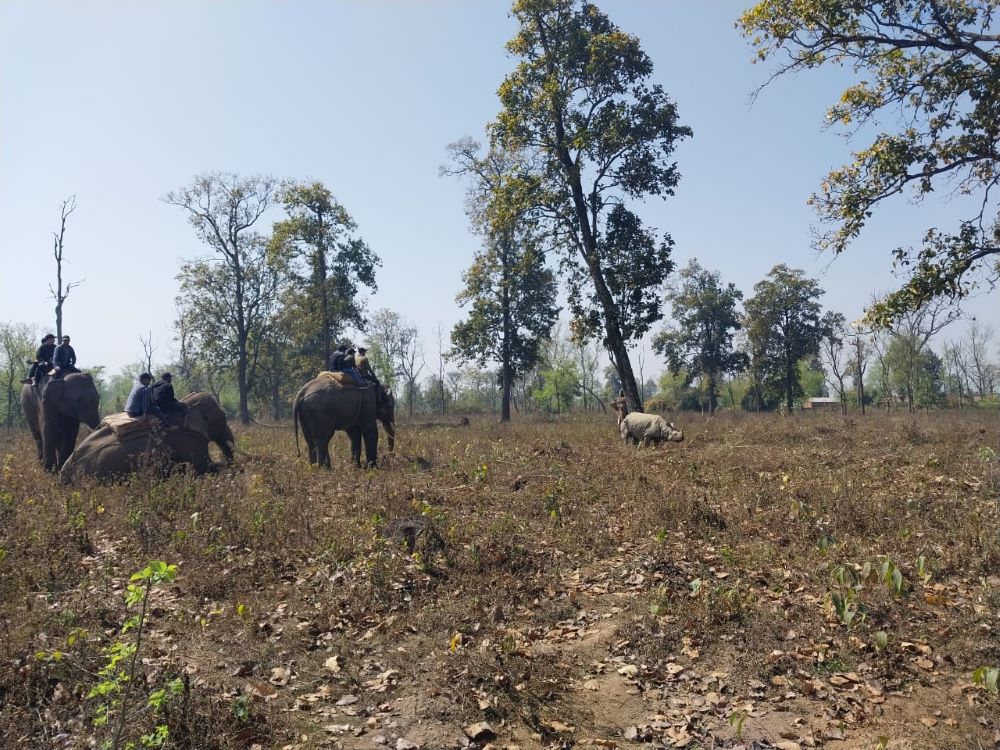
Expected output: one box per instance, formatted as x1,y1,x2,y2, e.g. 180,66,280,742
367,309,423,416
49,196,82,340
881,297,957,411
847,327,871,414
743,265,827,411
741,1,1000,324
0,323,35,428
271,181,379,369
534,327,581,413
166,172,283,425
963,321,997,397
653,260,747,413
444,138,560,421
820,311,849,414
492,0,692,413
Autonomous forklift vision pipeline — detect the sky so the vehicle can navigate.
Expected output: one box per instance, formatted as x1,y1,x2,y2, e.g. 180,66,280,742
1,1,996,376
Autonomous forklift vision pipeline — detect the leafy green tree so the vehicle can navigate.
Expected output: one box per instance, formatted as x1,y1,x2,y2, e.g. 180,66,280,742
492,0,692,413
741,1,1000,324
166,172,284,425
653,260,747,413
271,181,379,370
886,336,945,408
367,309,423,416
444,138,559,422
0,322,35,427
744,264,827,411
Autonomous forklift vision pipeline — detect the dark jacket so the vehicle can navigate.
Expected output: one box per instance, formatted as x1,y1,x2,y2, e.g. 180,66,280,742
342,354,356,370
35,342,56,364
328,350,346,372
152,380,182,412
53,343,76,370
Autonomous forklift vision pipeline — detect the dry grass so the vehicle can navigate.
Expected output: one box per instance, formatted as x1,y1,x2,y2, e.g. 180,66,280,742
1,411,998,749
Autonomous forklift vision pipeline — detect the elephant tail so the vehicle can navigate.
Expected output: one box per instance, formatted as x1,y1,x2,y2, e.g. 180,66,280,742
292,391,301,458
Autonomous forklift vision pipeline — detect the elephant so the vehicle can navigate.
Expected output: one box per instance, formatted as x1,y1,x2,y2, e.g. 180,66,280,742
293,376,395,468
20,373,101,472
60,425,213,483
172,392,236,463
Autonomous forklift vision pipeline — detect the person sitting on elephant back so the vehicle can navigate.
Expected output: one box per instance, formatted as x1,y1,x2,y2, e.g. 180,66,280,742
22,333,57,385
327,344,347,372
356,347,379,386
52,335,78,377
152,372,187,418
125,373,168,426
341,347,366,387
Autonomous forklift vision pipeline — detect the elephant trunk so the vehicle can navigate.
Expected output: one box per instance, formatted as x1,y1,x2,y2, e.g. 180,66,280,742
384,421,396,453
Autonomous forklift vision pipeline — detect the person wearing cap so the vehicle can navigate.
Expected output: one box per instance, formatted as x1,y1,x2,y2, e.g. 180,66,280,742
52,335,78,377
125,372,167,425
23,334,57,385
327,344,348,372
152,372,186,418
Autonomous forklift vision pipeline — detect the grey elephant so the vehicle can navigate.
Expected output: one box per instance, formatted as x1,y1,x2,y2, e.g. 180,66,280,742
172,392,236,463
60,425,213,483
293,376,395,468
20,373,101,472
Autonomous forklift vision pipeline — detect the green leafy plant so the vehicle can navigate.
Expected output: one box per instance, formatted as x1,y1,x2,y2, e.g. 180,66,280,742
728,709,748,740
88,561,178,749
972,666,999,695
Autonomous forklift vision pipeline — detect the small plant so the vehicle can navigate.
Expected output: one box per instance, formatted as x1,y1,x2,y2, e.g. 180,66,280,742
728,709,748,740
88,560,179,749
972,666,999,695
473,463,489,483
877,556,906,597
915,555,934,584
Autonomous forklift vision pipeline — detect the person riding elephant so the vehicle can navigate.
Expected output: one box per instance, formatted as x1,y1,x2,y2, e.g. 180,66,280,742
60,424,214,483
293,375,395,468
22,333,56,385
20,372,101,471
52,335,78,377
152,372,187,418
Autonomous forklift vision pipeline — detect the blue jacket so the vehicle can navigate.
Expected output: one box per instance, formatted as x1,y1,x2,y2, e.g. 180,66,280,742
124,383,154,416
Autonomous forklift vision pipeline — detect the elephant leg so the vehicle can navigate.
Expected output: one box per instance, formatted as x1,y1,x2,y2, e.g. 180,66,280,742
59,420,80,470
345,426,363,467
317,430,334,469
362,426,378,468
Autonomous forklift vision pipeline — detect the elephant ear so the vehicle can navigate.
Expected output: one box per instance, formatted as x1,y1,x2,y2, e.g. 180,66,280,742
184,409,211,439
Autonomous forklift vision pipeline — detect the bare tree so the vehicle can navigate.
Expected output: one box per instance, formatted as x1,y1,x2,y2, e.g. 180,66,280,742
139,331,156,375
398,328,425,417
941,340,969,409
847,327,870,415
964,321,996,397
434,323,448,414
821,312,849,414
49,196,82,339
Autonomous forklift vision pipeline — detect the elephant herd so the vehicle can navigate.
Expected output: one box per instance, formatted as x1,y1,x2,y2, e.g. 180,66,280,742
20,371,397,482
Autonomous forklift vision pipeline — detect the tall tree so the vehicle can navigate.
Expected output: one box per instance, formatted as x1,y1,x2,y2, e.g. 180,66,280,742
743,264,827,411
741,1,1000,324
492,0,692,412
444,138,560,422
847,327,870,414
166,172,283,425
820,311,849,414
49,196,82,340
653,260,747,413
271,181,379,370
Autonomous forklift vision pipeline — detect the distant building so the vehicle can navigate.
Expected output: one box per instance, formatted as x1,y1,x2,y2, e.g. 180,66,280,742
802,396,840,410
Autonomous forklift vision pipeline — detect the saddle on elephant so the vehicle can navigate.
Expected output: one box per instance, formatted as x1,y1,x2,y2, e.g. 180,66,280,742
100,412,164,439
317,370,370,389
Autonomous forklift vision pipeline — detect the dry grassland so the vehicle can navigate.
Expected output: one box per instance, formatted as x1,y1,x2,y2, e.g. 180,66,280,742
1,411,998,750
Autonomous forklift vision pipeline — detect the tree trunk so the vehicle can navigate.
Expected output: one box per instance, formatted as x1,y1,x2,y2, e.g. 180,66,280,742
706,372,717,414
500,244,513,422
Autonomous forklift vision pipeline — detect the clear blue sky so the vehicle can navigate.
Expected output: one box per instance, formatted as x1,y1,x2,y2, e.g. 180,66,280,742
1,1,995,374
